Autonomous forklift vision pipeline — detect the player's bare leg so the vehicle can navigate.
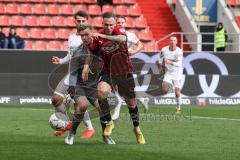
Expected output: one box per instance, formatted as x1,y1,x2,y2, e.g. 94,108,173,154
51,94,72,136
65,96,88,145
97,81,115,137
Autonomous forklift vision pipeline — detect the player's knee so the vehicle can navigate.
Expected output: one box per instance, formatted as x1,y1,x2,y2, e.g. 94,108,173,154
162,85,170,93
162,82,172,93
97,82,111,100
125,97,136,107
75,97,89,111
51,94,63,107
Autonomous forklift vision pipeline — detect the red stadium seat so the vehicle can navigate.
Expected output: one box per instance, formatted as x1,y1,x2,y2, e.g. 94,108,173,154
88,17,92,24
25,16,39,26
88,5,101,16
16,28,28,39
129,5,141,17
49,41,61,50
34,41,47,50
44,0,56,3
125,17,134,28
0,16,10,26
63,41,68,50
11,16,24,26
34,4,46,15
0,4,5,14
92,16,103,28
140,28,154,41
115,5,128,16
71,28,77,34
2,28,10,36
20,4,32,15
43,28,56,39
75,5,87,12
227,0,237,6
70,0,84,3
56,0,69,3
66,16,75,27
135,16,147,28
25,41,33,50
16,0,28,2
47,4,60,15
144,41,158,51
61,4,74,15
102,5,114,13
52,16,65,26
30,28,42,39
124,0,136,5
58,28,70,39
129,29,139,38
84,0,97,4
113,0,122,5
39,16,52,27
235,16,240,27
6,3,18,14
30,0,43,3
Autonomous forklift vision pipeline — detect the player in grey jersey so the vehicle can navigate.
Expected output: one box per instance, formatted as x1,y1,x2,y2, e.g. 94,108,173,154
51,11,95,138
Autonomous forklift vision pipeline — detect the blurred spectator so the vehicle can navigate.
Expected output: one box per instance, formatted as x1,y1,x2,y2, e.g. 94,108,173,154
215,22,228,52
8,27,26,49
97,0,113,10
0,27,9,49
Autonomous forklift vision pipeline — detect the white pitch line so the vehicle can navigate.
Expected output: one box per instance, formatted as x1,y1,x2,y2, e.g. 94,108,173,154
191,116,240,121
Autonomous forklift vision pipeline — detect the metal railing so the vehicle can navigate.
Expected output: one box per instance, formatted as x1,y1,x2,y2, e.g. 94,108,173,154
155,32,240,52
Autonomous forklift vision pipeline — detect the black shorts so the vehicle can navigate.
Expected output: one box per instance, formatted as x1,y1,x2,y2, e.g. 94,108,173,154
99,72,136,98
74,82,98,106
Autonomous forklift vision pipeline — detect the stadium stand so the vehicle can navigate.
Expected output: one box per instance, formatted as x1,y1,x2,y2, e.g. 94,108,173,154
227,0,240,28
0,0,190,51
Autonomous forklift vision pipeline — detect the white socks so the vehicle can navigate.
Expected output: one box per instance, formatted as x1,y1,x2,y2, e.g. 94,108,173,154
83,111,93,130
176,96,181,110
112,91,123,120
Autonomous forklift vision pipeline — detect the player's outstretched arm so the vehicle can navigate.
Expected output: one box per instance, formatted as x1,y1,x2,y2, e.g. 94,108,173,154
129,41,143,56
51,56,60,64
92,32,126,43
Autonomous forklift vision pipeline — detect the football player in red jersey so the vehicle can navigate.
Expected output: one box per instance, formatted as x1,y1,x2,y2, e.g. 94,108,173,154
83,12,145,144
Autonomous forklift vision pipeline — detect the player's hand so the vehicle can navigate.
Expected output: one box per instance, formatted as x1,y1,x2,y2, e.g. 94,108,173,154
164,58,173,65
159,66,165,75
51,56,60,64
92,32,104,40
82,64,94,81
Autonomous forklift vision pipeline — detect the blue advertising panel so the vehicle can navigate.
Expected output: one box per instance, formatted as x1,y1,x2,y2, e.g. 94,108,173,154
185,0,217,22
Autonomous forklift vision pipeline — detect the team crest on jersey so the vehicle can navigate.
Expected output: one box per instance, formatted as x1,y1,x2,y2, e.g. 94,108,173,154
101,41,119,54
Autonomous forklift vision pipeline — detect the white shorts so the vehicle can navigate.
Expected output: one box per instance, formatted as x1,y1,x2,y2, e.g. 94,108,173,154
163,73,183,89
54,79,69,97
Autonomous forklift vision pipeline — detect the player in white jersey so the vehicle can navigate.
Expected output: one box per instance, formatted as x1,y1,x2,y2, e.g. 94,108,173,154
158,36,183,114
51,11,95,138
110,16,149,121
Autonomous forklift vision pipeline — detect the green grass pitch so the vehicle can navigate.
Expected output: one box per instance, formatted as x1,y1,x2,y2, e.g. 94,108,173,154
0,104,240,160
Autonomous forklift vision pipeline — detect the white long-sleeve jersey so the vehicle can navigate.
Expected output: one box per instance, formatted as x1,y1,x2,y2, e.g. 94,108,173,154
126,31,139,52
60,34,83,86
160,46,183,75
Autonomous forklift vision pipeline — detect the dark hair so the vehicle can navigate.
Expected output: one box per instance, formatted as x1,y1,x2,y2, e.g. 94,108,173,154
74,10,88,20
102,12,115,19
116,16,126,22
78,24,92,31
